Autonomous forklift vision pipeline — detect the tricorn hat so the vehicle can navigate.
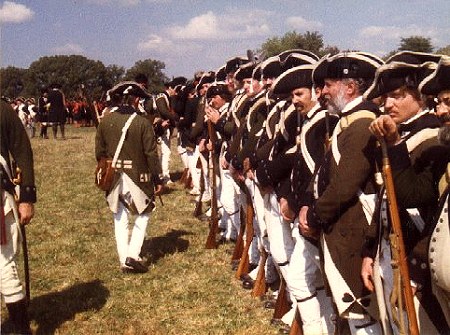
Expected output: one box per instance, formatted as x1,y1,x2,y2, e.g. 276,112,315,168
419,56,450,95
167,76,187,88
281,52,319,72
196,71,216,92
270,64,315,96
235,62,257,81
215,65,227,82
386,50,442,65
252,63,263,81
260,56,283,79
107,81,151,100
225,56,249,74
277,49,319,63
364,61,437,100
206,83,232,99
312,52,383,86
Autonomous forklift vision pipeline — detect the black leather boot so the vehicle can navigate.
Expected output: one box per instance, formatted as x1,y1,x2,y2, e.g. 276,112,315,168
6,298,32,335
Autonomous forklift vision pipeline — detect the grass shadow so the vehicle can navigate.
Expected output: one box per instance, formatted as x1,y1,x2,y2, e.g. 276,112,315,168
29,279,109,335
141,229,192,264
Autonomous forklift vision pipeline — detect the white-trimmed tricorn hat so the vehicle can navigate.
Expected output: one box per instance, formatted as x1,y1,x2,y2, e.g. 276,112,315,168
107,81,151,100
312,52,383,88
386,50,442,65
419,56,450,95
225,56,249,74
260,56,283,79
215,65,227,82
234,61,257,82
364,61,437,100
270,64,315,96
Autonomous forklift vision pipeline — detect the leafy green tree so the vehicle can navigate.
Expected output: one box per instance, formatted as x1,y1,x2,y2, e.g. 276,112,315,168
125,59,169,93
398,36,434,53
259,30,339,59
24,55,110,100
0,66,27,98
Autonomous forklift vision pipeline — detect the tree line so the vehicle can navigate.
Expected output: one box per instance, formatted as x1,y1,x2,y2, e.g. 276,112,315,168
1,31,448,101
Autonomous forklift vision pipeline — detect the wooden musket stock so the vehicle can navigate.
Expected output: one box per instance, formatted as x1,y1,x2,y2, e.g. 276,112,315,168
380,139,419,335
235,191,254,279
205,120,219,249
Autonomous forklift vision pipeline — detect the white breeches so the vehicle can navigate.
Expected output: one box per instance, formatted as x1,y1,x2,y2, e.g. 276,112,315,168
219,166,241,240
113,201,150,265
159,128,171,179
187,148,201,193
1,210,25,303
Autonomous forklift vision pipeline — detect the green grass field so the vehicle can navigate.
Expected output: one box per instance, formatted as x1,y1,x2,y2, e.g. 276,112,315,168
1,125,279,335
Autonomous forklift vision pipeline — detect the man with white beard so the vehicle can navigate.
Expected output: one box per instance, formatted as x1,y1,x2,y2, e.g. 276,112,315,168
299,52,384,334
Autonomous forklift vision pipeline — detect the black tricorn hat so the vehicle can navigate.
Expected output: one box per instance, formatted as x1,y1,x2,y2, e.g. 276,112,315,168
167,76,187,88
206,83,232,99
364,61,437,100
196,71,216,92
282,52,319,72
252,63,263,80
235,62,257,81
270,64,314,96
386,51,442,65
419,56,450,95
215,65,227,82
313,52,383,86
225,56,249,74
260,56,283,79
107,81,151,99
277,49,319,63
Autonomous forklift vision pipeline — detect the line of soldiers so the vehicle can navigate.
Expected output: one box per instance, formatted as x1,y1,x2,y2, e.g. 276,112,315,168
154,50,450,335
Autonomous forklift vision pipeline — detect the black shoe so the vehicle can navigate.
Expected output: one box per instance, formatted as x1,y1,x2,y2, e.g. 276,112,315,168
278,323,291,334
264,299,276,309
267,278,281,291
242,279,254,290
240,273,253,282
125,257,148,273
270,318,284,326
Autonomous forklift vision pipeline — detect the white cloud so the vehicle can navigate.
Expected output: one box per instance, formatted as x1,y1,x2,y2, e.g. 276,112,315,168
52,43,85,55
137,34,174,51
84,0,140,6
360,25,438,40
286,16,323,31
166,9,272,40
0,1,34,24
355,24,441,55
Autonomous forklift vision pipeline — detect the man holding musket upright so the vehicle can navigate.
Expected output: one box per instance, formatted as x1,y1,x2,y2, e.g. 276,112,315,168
299,52,384,334
1,99,36,334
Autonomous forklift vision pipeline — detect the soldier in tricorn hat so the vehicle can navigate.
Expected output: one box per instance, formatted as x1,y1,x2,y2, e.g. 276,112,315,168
299,52,384,334
96,81,162,273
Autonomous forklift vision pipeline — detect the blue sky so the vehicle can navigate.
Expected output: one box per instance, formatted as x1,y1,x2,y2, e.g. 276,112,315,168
1,0,449,78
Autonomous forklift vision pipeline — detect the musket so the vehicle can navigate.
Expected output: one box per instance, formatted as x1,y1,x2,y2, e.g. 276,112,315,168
272,277,291,321
19,224,30,304
205,119,219,249
230,209,245,263
235,189,254,279
251,248,267,298
193,161,205,217
288,308,304,335
379,139,419,335
12,167,31,304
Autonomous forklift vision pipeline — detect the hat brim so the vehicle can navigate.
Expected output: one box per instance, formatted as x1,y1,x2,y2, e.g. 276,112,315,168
419,56,450,95
271,65,314,96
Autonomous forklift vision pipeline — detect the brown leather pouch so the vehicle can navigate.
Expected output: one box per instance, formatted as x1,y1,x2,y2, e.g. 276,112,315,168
95,157,115,191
